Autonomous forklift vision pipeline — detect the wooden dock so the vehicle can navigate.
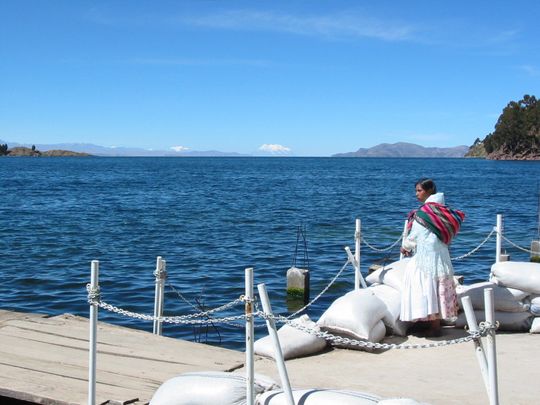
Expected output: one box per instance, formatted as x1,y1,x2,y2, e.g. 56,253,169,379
0,310,245,404
1,309,539,404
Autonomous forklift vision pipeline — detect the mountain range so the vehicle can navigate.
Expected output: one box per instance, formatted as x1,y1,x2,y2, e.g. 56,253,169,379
1,139,470,157
332,142,469,158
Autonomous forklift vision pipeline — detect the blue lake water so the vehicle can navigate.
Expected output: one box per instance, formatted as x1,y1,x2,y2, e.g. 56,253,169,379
1,157,539,350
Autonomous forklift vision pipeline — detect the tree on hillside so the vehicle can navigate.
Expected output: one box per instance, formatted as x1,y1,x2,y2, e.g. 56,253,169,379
484,94,540,156
0,144,8,156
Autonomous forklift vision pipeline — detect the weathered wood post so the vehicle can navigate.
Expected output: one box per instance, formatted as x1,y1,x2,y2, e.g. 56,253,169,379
88,260,99,405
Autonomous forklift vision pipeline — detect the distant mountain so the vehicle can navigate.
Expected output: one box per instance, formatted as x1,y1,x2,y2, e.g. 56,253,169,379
333,142,469,158
0,140,247,157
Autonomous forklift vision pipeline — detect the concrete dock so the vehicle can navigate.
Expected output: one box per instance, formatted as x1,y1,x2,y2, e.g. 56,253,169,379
0,309,538,404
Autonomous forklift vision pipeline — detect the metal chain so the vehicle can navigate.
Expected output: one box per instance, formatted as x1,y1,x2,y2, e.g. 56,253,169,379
258,311,495,350
451,228,496,261
361,235,403,252
499,233,535,254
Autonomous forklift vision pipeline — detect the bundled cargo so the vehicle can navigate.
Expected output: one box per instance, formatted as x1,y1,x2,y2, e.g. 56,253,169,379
317,289,387,350
254,314,327,360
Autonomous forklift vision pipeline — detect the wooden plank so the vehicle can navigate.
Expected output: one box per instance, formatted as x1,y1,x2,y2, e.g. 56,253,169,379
0,311,246,405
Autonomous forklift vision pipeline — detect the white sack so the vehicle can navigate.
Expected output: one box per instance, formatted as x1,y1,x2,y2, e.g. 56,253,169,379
365,259,409,291
150,371,278,405
530,317,540,333
455,310,533,332
254,314,327,360
317,289,388,345
531,295,540,316
491,261,540,294
456,282,530,312
257,388,381,405
531,295,540,306
369,284,410,336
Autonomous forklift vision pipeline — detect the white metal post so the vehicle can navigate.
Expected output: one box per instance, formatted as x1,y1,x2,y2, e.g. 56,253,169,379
88,260,99,405
344,246,367,289
153,256,166,335
245,268,255,405
495,214,502,263
354,219,361,290
400,219,408,260
461,296,489,394
485,288,499,405
257,283,295,405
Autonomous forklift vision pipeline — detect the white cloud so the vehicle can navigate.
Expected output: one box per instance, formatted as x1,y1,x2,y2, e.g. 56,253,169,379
170,145,190,152
181,10,415,42
258,144,291,154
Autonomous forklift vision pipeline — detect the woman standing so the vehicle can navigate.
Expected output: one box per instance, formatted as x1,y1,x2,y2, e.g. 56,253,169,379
400,178,464,336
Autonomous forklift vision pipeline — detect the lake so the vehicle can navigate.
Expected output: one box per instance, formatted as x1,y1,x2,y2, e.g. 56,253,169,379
1,157,539,349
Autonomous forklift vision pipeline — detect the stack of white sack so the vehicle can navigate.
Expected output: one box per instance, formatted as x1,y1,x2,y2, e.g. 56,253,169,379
254,314,328,360
257,388,430,404
150,371,279,405
489,261,540,333
316,289,388,350
365,258,410,336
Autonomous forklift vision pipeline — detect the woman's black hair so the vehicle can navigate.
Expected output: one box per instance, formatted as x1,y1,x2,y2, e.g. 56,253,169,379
416,178,437,194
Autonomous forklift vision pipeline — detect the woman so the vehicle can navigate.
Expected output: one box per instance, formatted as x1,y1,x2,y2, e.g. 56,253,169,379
399,178,464,336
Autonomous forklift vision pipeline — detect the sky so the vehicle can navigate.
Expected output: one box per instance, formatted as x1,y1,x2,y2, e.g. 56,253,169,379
1,1,540,156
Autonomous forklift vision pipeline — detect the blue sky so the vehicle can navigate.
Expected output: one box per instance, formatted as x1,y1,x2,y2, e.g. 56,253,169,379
1,1,539,156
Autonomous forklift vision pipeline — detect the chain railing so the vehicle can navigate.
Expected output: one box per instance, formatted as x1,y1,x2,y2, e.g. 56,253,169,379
451,228,496,261
260,310,496,350
361,235,402,252
499,233,535,254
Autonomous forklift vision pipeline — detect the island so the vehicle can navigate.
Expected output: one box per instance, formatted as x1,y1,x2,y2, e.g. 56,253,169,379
0,145,91,157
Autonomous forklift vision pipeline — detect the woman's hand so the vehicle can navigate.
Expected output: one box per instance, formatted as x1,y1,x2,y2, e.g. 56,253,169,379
400,247,411,257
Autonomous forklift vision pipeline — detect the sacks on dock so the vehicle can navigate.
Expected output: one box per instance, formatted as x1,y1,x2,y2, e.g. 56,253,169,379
456,282,530,312
254,314,327,360
530,295,540,316
256,388,381,404
150,371,279,405
365,258,410,291
530,317,540,333
369,284,410,336
317,289,387,349
455,310,533,332
491,261,540,294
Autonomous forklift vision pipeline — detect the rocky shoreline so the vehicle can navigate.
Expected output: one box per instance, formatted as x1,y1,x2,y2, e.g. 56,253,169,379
1,146,91,157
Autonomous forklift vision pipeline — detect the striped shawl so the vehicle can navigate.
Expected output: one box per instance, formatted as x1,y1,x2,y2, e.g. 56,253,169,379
407,202,465,245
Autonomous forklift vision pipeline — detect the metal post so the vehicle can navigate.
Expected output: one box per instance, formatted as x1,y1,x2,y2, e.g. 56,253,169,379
245,268,255,405
344,246,367,289
495,214,502,263
355,218,361,290
485,288,499,405
257,283,295,405
400,219,408,260
153,256,166,335
461,296,489,394
88,260,99,405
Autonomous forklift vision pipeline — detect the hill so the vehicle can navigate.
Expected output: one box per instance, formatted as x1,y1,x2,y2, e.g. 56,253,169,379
473,94,540,160
1,146,90,157
332,142,469,158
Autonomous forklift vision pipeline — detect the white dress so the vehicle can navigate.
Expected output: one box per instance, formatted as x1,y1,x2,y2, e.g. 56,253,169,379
400,193,457,322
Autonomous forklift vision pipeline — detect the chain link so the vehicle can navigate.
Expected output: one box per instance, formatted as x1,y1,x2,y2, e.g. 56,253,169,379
361,235,403,252
451,228,496,261
499,233,535,254
258,311,495,350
